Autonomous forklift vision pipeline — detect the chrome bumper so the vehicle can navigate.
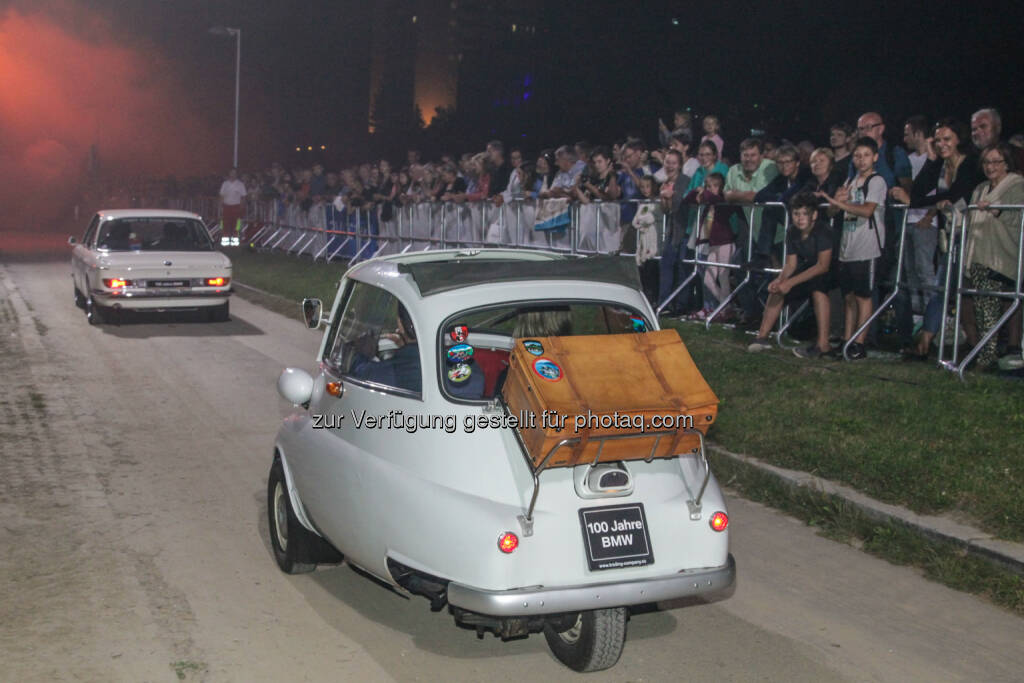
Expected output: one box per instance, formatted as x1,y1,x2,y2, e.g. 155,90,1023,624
92,288,232,300
447,554,735,617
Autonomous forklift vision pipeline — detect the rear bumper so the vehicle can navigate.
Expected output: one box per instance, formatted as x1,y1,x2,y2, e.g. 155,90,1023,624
447,553,735,617
92,289,231,309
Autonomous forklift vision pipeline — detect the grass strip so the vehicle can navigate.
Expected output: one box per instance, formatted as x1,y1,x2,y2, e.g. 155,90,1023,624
222,247,1024,542
664,320,1024,542
710,451,1024,614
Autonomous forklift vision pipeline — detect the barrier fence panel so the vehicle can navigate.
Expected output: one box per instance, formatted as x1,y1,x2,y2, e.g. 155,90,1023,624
944,204,1024,380
178,194,1024,373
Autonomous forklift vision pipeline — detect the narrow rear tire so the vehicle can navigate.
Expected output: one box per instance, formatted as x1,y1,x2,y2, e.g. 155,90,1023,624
544,607,627,672
85,297,106,325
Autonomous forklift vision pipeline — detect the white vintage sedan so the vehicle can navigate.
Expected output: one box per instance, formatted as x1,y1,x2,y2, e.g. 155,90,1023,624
271,249,735,672
70,209,232,324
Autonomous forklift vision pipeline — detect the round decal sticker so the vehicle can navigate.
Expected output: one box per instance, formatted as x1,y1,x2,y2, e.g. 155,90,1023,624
447,363,472,383
532,358,563,382
449,324,469,343
446,343,475,364
522,339,544,356
629,316,647,332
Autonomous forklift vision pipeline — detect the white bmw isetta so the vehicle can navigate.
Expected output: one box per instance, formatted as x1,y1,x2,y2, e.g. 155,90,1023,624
271,250,735,672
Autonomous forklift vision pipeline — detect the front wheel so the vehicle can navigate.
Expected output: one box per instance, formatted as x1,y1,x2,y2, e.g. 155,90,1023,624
267,458,316,574
543,607,627,672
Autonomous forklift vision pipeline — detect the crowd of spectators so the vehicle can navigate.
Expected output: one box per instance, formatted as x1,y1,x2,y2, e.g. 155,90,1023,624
214,107,1024,371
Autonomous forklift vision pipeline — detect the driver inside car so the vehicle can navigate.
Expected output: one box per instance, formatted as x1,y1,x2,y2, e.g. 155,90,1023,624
349,303,422,393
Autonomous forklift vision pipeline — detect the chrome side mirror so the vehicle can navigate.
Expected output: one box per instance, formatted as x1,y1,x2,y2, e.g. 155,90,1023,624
302,298,329,329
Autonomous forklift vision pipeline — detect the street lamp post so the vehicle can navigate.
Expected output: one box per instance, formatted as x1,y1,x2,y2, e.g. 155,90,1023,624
209,26,241,168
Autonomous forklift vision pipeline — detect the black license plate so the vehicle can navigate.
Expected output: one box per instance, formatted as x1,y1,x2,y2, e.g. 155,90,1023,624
579,503,654,571
149,280,188,288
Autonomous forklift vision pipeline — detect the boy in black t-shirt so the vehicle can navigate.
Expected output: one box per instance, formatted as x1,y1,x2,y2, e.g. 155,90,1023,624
747,193,834,357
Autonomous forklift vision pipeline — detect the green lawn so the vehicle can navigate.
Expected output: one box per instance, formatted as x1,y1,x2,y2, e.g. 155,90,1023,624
668,321,1024,542
225,247,1024,541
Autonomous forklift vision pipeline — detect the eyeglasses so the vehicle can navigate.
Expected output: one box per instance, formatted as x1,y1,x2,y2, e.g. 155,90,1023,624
776,158,797,165
857,123,882,132
982,159,1007,166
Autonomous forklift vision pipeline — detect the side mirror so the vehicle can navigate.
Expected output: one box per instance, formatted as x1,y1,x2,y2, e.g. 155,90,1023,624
68,236,78,245
277,367,314,406
302,298,328,329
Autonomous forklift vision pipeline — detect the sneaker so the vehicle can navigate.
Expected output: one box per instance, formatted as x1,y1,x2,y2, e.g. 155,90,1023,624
846,342,868,360
687,309,709,322
747,338,773,353
998,349,1024,371
793,344,822,359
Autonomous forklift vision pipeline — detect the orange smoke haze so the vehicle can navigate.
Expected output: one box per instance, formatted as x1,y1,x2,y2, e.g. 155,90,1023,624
0,3,224,235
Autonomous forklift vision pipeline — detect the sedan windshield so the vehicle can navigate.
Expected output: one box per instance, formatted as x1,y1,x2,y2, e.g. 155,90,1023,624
97,218,213,251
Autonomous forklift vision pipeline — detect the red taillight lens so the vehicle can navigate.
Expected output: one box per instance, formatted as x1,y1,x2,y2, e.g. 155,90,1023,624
497,532,519,553
709,511,729,532
103,278,131,288
205,277,228,287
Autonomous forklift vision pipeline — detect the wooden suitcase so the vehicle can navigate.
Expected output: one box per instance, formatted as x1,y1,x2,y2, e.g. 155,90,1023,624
501,329,718,469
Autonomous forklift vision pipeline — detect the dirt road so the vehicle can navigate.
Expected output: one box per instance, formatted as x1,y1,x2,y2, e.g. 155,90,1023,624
1,261,1021,682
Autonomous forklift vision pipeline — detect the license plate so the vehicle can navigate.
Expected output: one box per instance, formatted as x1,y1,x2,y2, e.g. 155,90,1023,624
149,280,188,288
579,503,654,571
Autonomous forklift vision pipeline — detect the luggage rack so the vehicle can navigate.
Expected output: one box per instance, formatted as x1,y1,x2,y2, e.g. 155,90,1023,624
504,410,712,536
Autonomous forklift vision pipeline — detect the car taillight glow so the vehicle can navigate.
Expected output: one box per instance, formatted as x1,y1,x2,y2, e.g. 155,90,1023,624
709,511,729,532
497,532,519,553
103,278,131,288
206,277,228,286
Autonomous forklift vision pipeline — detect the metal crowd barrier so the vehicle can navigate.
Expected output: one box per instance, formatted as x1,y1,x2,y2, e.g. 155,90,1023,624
944,204,1024,380
181,193,1024,375
654,201,794,336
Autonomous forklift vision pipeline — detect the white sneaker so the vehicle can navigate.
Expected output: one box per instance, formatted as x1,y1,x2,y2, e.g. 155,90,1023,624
998,351,1024,371
747,338,773,353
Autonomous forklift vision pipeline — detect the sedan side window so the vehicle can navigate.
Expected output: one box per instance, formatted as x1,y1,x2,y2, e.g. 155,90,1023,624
327,282,421,395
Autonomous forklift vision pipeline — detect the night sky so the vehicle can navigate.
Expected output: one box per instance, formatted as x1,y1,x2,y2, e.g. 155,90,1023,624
1,0,1021,231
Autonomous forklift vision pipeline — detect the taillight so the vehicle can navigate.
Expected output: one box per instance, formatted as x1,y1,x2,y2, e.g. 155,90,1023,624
497,532,519,553
709,511,729,532
103,278,131,288
205,277,229,287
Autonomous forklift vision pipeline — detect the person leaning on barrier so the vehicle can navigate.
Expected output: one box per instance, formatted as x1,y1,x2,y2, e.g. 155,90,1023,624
747,193,833,357
539,146,584,199
817,137,887,360
681,172,739,321
657,150,695,316
963,144,1024,370
754,145,812,265
890,119,983,360
574,147,621,204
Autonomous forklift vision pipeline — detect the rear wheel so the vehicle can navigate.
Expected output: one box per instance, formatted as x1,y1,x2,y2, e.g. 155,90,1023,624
543,608,627,672
85,296,106,325
207,301,229,322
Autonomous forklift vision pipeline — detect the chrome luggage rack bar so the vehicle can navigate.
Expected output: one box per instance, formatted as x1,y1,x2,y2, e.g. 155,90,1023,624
502,403,711,536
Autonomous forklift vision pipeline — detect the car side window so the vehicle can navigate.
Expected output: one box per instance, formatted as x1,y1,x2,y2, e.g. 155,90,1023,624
83,216,100,247
327,282,421,395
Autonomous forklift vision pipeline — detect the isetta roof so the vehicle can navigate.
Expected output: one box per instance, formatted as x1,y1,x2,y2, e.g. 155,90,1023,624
347,250,642,298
